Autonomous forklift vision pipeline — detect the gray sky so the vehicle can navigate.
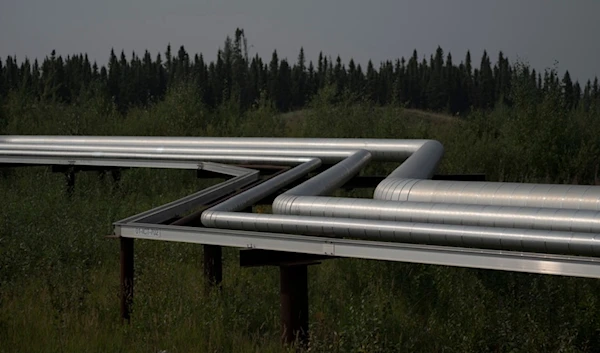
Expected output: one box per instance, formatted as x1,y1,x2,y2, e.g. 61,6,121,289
1,0,599,82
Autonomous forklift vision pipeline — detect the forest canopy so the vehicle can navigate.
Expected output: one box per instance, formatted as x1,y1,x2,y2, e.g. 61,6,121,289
1,28,598,114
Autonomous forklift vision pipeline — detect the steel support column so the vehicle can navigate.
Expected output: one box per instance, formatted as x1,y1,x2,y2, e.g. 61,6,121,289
280,264,309,345
120,237,134,322
203,244,223,289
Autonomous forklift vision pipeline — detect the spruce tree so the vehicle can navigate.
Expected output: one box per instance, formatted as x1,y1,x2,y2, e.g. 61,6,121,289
562,71,574,109
573,81,581,109
268,50,279,106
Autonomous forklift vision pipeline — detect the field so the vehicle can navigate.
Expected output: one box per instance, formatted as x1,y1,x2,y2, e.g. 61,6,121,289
1,84,600,352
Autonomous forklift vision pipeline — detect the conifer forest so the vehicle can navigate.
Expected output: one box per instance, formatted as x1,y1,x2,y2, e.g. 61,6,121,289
2,29,600,352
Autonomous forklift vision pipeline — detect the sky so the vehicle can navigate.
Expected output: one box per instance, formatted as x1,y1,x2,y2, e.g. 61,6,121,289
1,0,599,83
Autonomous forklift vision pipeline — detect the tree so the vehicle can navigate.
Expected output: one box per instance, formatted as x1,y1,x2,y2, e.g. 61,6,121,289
277,59,292,111
573,81,581,109
292,47,307,108
478,50,495,109
317,52,324,89
230,29,249,108
366,60,378,103
582,80,592,112
562,71,574,109
165,43,173,79
268,50,279,106
406,50,419,107
426,46,446,110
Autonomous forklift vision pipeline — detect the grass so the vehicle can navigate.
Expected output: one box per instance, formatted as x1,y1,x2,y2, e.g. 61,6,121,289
2,84,600,352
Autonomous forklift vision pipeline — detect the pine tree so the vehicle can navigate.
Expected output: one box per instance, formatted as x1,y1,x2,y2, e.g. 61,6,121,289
292,47,307,108
107,49,120,104
175,45,190,81
573,81,581,109
0,58,4,97
278,59,292,111
268,50,279,106
317,52,324,89
478,50,495,109
562,71,574,109
582,80,592,112
333,56,346,96
407,50,419,107
307,61,316,97
426,46,445,110
165,44,173,80
366,60,377,102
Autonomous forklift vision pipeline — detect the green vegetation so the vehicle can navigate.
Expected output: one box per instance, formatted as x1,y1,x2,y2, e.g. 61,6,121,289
2,32,600,352
2,29,600,117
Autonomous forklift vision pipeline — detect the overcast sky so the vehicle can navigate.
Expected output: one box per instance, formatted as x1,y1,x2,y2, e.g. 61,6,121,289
1,0,598,82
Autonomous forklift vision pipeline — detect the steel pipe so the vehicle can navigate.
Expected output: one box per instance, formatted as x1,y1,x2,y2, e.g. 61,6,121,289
0,149,315,165
385,140,444,179
283,150,371,196
273,196,600,233
375,179,600,211
4,134,600,259
207,159,322,213
0,137,433,161
0,144,354,164
202,151,369,226
199,212,600,257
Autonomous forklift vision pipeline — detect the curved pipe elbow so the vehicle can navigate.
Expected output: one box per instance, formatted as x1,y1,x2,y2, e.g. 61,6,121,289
374,140,444,199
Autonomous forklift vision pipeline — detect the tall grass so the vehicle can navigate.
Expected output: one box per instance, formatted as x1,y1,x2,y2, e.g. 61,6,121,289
1,82,600,352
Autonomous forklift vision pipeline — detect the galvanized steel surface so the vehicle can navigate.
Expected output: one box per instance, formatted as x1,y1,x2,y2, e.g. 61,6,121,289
197,212,600,256
0,149,316,165
205,159,321,214
203,151,370,227
375,178,600,211
3,134,600,261
273,196,600,233
283,150,372,196
0,136,432,161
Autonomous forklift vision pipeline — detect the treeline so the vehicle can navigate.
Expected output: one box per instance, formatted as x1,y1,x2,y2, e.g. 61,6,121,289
1,28,599,114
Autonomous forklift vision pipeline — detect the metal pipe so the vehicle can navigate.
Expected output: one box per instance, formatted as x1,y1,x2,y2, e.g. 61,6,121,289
206,159,322,213
273,196,600,233
283,150,371,196
199,212,600,257
5,134,600,259
202,151,368,226
0,150,315,165
0,136,432,161
0,144,353,163
120,237,134,323
374,179,600,211
385,140,444,179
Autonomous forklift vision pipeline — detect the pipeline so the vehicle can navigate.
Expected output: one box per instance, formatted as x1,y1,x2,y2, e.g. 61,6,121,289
374,178,600,211
202,151,371,225
273,196,600,234
202,212,600,257
3,135,600,257
0,136,429,162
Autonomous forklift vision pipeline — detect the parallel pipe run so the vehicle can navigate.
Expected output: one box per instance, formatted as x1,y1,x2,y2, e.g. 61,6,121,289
202,151,370,227
3,135,600,258
197,212,600,257
375,179,600,211
206,159,322,213
273,196,600,234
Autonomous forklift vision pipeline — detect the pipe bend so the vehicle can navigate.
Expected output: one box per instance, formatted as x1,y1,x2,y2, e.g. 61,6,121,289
374,140,444,199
